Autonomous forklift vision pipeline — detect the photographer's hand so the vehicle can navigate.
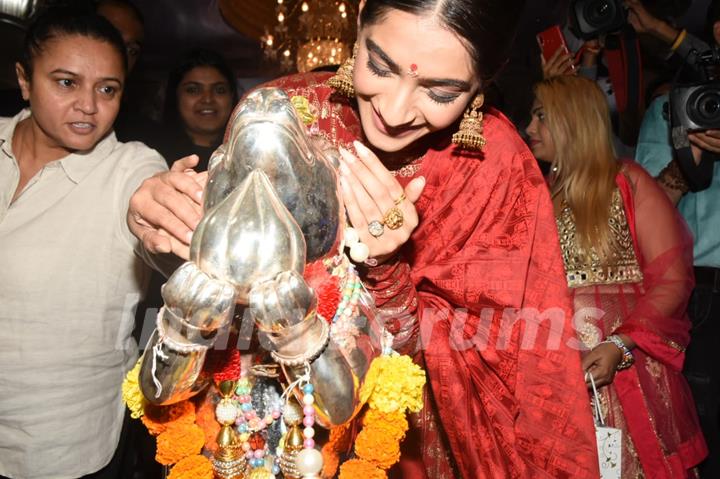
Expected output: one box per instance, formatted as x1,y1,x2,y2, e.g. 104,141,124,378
580,39,602,68
625,0,679,44
689,130,720,163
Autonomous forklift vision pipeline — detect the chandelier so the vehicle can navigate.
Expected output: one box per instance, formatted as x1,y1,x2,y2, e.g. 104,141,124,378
261,0,357,73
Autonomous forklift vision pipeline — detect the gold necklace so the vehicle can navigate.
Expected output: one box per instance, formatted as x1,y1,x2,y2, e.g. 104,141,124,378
388,155,425,177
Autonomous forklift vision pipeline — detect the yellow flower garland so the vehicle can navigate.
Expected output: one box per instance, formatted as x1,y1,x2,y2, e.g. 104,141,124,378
121,357,147,419
337,353,426,478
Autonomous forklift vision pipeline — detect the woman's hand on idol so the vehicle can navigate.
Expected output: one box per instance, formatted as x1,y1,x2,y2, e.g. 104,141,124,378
541,46,576,79
127,154,205,260
582,342,623,388
338,141,426,264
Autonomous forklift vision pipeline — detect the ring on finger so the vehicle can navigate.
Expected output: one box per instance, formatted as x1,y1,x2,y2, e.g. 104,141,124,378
393,192,406,206
383,206,404,230
368,220,385,237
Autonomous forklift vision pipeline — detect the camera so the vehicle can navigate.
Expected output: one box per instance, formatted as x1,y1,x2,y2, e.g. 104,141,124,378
569,0,626,40
670,82,720,131
669,48,720,132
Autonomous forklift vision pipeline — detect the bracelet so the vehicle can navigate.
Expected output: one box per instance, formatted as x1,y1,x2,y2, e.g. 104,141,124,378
670,29,687,52
264,314,331,367
657,159,690,195
601,335,634,370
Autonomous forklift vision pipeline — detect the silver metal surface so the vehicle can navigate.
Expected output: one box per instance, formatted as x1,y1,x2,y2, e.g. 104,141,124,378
206,87,342,263
139,330,211,405
190,169,306,304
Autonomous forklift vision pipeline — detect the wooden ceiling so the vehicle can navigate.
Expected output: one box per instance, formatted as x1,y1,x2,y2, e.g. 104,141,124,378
218,0,276,40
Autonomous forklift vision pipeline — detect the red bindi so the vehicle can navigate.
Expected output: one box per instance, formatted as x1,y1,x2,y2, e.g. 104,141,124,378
410,63,418,72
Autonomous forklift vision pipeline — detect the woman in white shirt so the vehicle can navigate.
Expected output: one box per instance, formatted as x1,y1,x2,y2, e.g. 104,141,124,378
0,8,166,479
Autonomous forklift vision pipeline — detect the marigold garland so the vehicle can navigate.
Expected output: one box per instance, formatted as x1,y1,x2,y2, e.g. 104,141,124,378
354,425,401,469
156,423,206,465
194,394,221,454
321,445,341,479
362,409,408,441
337,353,426,478
338,459,387,479
321,422,352,478
121,357,146,419
141,400,196,436
360,354,425,414
167,454,214,479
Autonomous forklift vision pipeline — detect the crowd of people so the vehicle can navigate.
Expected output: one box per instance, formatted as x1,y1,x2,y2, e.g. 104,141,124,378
0,0,717,478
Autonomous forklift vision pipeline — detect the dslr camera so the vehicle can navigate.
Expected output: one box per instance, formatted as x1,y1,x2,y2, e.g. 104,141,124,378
570,0,626,40
669,48,720,132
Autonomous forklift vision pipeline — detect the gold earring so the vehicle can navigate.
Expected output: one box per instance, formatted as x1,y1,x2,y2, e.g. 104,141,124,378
452,94,486,151
327,43,357,97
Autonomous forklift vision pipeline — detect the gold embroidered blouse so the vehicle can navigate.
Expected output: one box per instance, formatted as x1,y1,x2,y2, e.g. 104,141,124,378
556,188,643,288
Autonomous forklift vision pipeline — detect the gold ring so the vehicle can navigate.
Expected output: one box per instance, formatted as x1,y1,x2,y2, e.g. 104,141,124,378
393,192,406,206
383,207,404,230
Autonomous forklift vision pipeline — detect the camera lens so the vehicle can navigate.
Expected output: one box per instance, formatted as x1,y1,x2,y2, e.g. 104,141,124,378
583,0,616,28
694,90,720,122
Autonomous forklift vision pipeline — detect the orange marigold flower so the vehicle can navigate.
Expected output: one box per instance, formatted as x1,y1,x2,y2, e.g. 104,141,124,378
141,401,196,436
362,409,408,442
321,442,340,478
338,459,387,479
167,454,213,479
195,396,220,454
354,425,401,470
327,422,353,453
156,423,206,465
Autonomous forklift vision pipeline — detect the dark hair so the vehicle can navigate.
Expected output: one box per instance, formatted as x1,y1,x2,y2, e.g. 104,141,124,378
359,0,525,85
163,48,239,127
96,0,145,25
21,7,128,80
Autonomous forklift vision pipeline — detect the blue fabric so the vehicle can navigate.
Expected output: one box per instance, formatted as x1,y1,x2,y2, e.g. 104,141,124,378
635,94,720,268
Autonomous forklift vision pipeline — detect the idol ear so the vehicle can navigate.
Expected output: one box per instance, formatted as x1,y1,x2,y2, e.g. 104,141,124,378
15,63,30,101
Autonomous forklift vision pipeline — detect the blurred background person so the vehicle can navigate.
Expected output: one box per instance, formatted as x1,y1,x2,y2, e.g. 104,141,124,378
95,0,162,146
155,48,237,170
527,74,707,478
97,0,144,74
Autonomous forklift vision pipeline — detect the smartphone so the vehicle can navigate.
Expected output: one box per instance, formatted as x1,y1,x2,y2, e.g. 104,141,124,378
537,25,569,62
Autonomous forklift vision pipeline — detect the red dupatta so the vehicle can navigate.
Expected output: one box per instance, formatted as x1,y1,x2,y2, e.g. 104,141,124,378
612,163,707,477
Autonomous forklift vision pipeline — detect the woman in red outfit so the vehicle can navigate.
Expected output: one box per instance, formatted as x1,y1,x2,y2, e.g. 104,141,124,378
526,75,707,478
128,1,600,477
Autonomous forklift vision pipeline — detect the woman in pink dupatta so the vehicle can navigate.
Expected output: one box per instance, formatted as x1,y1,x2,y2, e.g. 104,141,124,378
527,75,707,478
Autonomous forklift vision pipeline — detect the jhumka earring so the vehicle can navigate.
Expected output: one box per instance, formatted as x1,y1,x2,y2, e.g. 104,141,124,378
452,93,486,151
327,43,358,98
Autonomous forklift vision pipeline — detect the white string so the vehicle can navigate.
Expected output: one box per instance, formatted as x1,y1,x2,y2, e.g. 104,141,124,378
280,361,312,406
586,372,605,426
151,339,169,399
149,306,207,399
